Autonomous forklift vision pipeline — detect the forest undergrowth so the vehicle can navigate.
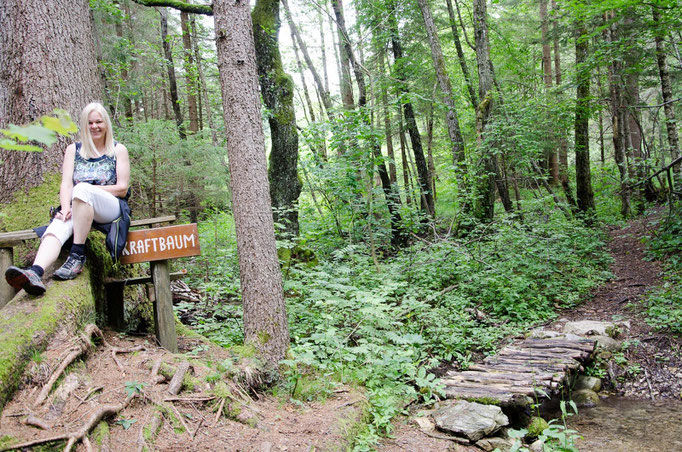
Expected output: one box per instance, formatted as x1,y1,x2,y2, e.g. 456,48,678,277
177,207,612,449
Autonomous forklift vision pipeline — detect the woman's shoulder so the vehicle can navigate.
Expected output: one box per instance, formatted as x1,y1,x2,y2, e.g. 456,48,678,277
113,142,128,154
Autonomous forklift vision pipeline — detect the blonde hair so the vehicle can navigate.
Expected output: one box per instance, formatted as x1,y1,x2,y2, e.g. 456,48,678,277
79,102,116,159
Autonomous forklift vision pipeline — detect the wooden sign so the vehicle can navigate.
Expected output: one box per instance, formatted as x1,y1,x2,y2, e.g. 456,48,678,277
120,223,201,264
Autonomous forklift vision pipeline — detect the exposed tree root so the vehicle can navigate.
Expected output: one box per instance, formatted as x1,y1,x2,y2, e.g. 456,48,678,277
110,345,145,371
34,324,103,406
24,414,50,430
2,392,137,452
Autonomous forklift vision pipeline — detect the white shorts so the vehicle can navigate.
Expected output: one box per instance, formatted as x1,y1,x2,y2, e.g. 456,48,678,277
43,183,122,245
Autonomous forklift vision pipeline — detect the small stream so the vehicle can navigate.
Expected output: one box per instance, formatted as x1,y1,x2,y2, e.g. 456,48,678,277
565,397,682,452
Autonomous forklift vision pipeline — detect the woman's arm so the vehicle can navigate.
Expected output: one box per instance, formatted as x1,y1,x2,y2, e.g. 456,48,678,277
97,143,130,198
56,144,76,221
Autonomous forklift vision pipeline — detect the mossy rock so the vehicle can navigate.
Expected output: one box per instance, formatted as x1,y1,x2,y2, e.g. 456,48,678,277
526,416,549,439
277,244,318,268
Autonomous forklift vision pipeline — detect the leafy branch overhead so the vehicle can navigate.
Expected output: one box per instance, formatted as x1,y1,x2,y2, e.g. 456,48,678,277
0,109,77,153
130,0,213,15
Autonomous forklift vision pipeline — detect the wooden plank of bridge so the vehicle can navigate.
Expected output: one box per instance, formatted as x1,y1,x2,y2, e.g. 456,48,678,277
442,335,596,406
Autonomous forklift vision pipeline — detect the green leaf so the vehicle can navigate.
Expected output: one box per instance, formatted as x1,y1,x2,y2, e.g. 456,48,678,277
124,381,146,396
3,124,56,146
41,109,78,136
115,417,137,430
0,139,43,152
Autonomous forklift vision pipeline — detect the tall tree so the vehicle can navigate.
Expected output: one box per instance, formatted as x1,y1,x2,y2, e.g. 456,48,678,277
252,0,302,237
159,7,186,139
180,10,200,133
387,1,434,217
472,0,497,221
540,0,559,184
416,0,466,171
574,13,595,214
652,6,680,176
445,0,477,109
214,0,289,368
0,0,102,201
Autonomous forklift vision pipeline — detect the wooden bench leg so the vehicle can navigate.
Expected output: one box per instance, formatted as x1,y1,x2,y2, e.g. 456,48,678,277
0,247,15,309
151,260,178,353
105,282,126,330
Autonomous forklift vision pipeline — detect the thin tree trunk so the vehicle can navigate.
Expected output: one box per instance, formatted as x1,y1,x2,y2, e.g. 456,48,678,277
540,0,558,184
191,14,219,146
653,6,680,176
332,0,405,247
160,8,186,139
331,0,354,110
378,47,397,185
417,0,466,170
281,0,333,116
388,3,434,217
445,0,478,109
180,11,199,133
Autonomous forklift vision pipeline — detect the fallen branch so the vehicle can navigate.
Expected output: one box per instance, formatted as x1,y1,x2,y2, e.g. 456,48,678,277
167,362,190,395
24,415,51,430
214,398,226,424
170,403,192,440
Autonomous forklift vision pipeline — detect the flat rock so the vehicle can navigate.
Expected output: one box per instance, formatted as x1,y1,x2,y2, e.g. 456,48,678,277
575,375,602,392
594,335,621,351
433,400,509,442
476,436,515,451
572,389,600,408
563,320,615,337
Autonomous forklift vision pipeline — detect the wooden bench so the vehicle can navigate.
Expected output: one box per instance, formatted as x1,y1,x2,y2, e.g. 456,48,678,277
0,216,201,353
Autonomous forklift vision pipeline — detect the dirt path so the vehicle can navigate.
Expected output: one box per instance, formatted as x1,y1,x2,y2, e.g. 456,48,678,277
548,210,682,399
379,211,682,451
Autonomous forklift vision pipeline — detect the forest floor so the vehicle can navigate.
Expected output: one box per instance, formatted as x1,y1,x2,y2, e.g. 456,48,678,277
0,209,680,452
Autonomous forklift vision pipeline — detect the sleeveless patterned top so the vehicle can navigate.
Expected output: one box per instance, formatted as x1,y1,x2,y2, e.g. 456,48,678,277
72,143,117,186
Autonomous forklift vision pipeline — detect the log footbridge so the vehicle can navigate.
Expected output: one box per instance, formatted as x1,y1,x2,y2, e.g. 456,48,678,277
441,334,597,405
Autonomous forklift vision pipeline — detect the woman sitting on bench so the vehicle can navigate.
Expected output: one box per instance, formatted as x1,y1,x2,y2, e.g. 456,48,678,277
4,102,130,295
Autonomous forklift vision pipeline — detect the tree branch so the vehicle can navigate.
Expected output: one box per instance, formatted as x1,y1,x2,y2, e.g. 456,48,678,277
130,0,213,15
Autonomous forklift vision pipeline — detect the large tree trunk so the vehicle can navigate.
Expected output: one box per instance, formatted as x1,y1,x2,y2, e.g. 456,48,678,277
331,0,354,110
213,0,289,368
0,0,102,201
574,18,595,214
378,47,397,185
252,0,302,238
472,0,496,222
653,6,681,176
417,0,466,171
388,4,434,217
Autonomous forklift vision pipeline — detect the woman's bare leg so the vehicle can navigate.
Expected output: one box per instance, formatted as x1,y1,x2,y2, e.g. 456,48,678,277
33,234,63,269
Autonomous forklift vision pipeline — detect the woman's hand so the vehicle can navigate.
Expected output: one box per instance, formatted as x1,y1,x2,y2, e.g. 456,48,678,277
56,207,72,221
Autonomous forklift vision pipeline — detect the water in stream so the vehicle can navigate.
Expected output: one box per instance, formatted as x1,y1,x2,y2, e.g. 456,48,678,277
566,397,682,452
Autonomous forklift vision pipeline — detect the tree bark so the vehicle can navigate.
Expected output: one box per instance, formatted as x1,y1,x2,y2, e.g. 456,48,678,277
378,47,397,185
472,0,496,221
331,0,354,110
252,0,302,238
0,0,102,201
574,18,595,214
213,0,289,367
417,0,466,170
653,6,680,176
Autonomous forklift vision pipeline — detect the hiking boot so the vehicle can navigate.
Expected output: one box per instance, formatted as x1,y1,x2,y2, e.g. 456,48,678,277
4,266,46,295
53,254,87,280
